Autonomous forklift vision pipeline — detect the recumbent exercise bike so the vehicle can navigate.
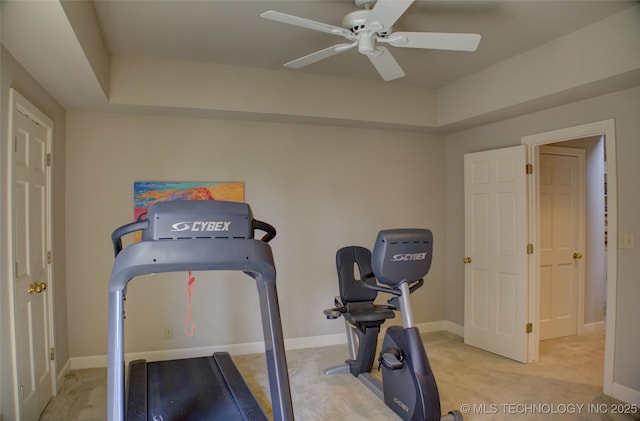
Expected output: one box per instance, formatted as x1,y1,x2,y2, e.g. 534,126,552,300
324,229,462,421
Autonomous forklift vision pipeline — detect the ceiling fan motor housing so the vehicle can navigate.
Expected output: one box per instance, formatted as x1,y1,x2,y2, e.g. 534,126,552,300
354,0,378,8
343,9,391,36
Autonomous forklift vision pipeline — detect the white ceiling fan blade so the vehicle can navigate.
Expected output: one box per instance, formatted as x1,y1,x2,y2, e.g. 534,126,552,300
284,43,356,69
366,47,405,81
365,0,414,33
260,10,354,40
385,32,481,51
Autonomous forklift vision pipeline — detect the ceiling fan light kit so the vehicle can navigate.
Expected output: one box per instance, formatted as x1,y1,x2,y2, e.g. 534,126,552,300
260,0,481,82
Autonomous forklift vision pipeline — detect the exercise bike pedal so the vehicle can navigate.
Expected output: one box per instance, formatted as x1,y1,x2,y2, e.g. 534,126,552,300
323,307,344,319
378,348,404,370
325,310,342,319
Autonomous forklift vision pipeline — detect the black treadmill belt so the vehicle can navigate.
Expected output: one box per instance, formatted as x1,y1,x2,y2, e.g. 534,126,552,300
127,352,268,421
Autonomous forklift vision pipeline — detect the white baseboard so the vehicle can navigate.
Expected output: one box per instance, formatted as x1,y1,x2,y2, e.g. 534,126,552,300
70,342,263,370
418,320,464,337
69,321,463,370
70,354,108,370
284,332,347,350
55,359,71,394
611,382,640,405
582,321,606,334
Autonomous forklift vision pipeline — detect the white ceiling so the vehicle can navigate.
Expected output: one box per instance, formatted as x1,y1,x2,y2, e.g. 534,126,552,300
92,0,637,89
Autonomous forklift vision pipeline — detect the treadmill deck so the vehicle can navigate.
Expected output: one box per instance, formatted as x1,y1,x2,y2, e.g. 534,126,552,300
126,352,268,421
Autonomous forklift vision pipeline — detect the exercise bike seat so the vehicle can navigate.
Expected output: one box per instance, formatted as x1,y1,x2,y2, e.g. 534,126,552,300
323,246,396,376
325,246,396,324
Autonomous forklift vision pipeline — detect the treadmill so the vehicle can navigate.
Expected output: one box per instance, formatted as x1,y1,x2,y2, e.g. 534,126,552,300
107,200,294,421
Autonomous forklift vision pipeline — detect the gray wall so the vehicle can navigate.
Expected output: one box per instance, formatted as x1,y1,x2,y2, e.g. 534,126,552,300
64,111,447,356
444,86,640,392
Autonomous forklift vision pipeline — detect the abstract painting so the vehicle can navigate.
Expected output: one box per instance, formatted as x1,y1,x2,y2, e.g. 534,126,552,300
133,181,244,222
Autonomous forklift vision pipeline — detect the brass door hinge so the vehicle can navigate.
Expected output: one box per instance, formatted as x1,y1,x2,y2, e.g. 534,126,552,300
526,244,534,254
50,347,55,361
526,323,533,334
47,251,52,264
526,163,533,174
47,153,51,167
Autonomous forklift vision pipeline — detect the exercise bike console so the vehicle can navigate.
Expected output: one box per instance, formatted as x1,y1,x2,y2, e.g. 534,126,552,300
371,229,433,287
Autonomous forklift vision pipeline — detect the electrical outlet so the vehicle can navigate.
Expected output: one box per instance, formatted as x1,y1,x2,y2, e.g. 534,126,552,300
619,233,635,249
164,327,174,339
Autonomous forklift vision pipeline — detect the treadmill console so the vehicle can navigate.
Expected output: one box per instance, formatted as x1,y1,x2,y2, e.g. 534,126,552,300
141,200,253,241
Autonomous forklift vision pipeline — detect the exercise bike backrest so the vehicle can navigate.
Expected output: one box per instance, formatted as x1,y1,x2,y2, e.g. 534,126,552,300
111,200,276,256
336,246,379,306
371,229,433,288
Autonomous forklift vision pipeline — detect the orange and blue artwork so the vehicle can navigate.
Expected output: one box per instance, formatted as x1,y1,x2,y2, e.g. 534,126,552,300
133,181,244,222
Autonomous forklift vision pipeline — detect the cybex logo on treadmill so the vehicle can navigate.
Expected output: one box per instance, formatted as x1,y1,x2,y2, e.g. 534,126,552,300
170,221,231,232
391,252,427,262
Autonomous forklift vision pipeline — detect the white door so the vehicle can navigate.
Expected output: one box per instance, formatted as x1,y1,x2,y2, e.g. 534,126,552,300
538,146,584,340
464,145,529,363
12,94,54,420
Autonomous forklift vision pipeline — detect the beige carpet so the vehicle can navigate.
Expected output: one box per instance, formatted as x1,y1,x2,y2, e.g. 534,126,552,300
40,331,639,420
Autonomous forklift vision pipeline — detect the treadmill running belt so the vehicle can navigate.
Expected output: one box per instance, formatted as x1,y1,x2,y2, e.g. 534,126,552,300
127,352,268,421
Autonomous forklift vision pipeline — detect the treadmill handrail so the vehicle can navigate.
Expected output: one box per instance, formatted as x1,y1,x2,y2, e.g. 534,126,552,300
111,219,149,257
253,219,276,243
108,238,276,291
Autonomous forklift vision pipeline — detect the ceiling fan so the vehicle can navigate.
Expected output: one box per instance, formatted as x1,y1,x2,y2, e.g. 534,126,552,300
260,0,481,81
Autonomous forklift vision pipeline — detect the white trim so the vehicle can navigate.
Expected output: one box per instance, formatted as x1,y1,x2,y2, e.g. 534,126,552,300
611,383,640,406
521,118,618,399
6,88,20,421
525,144,538,363
521,120,615,145
7,89,56,416
283,333,346,350
582,321,605,334
69,355,108,371
416,320,465,337
55,360,71,394
69,321,465,370
71,334,347,370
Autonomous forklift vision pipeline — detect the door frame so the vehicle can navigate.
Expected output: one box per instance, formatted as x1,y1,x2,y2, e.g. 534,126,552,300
521,119,617,395
7,88,57,418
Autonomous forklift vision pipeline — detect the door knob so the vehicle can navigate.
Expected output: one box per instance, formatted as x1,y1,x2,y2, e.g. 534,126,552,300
28,282,48,294
573,252,582,260
463,257,472,264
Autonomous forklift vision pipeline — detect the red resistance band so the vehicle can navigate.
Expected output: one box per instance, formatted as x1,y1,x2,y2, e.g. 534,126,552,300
185,271,196,336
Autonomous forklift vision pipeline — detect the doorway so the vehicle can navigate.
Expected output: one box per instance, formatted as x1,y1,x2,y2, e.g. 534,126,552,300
538,138,607,343
538,145,586,341
522,119,617,396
